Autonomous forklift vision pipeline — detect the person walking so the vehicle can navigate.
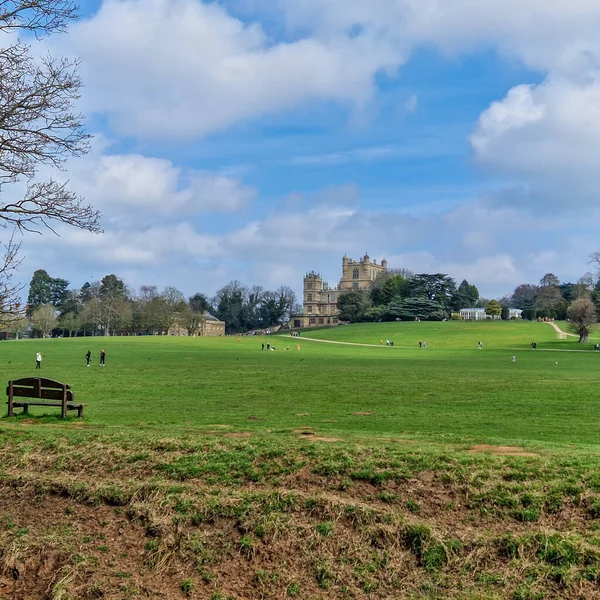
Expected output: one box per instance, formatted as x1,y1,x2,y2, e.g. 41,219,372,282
35,352,42,369
512,355,516,364
85,350,91,367
478,341,483,350
100,349,106,367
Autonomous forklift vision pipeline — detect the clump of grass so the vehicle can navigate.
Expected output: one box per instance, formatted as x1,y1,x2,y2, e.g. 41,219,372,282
238,534,256,559
180,578,194,596
586,498,600,519
286,581,300,596
316,521,335,537
314,561,333,589
377,490,397,503
403,524,432,557
513,507,540,522
96,485,131,507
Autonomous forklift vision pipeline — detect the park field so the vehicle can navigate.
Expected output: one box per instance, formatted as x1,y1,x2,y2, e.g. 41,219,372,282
1,320,598,445
1,321,600,599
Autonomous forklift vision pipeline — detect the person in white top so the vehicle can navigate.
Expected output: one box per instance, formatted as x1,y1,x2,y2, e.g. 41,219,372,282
35,352,42,369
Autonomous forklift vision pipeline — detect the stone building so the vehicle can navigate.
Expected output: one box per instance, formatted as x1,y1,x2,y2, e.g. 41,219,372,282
198,313,226,336
168,312,226,336
290,254,387,329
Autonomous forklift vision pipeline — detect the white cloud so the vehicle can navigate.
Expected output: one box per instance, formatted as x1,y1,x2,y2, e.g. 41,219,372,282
275,0,600,71
58,140,256,223
60,0,404,140
470,76,600,203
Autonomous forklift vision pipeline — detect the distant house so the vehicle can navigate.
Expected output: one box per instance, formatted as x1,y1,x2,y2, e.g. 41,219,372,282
460,308,487,321
198,312,225,336
168,312,225,337
460,307,522,321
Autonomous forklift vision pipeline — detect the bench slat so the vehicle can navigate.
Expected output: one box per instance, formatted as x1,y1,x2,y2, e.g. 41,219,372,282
9,401,84,408
11,377,70,390
6,387,74,401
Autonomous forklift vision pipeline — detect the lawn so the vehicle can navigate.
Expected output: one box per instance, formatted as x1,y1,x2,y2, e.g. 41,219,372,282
298,319,592,348
1,320,599,447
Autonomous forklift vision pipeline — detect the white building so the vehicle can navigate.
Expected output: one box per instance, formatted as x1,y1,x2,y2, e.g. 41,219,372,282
460,307,523,321
460,308,488,321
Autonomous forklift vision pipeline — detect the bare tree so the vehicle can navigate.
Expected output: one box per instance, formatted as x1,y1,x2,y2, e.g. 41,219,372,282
1,1,101,313
31,303,57,336
589,252,600,281
567,299,597,343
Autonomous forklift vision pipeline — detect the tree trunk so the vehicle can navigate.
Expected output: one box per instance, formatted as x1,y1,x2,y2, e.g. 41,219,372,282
580,333,589,343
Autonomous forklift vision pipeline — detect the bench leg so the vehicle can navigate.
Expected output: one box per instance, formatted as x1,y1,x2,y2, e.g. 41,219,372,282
22,405,28,415
77,406,84,418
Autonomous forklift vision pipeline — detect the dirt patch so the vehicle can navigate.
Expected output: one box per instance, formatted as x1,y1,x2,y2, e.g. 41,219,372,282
207,424,234,429
246,416,265,421
293,428,315,436
353,411,374,416
307,436,343,443
222,432,253,438
295,413,310,416
468,444,540,457
20,419,40,425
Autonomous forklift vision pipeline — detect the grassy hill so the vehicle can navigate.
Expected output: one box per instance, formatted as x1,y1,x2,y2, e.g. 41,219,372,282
1,322,600,598
296,319,584,348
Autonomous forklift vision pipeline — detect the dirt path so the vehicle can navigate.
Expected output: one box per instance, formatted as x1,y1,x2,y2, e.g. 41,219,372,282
543,321,578,338
294,337,415,349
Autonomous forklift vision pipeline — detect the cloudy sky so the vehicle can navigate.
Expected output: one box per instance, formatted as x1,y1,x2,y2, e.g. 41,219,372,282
10,0,600,299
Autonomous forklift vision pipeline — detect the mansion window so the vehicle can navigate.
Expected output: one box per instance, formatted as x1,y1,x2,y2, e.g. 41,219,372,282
352,282,359,289
307,305,313,313
319,318,324,325
306,282,313,290
329,293,336,303
353,268,359,279
309,318,316,325
307,293,313,301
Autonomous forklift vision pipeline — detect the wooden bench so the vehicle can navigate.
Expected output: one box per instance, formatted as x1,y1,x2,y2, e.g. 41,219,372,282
6,378,84,419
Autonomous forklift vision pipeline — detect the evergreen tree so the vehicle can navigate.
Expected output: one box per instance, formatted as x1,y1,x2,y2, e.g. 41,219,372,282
27,269,52,315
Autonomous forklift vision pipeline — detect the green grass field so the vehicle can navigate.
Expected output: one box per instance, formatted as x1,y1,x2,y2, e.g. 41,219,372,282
2,320,599,447
3,321,600,599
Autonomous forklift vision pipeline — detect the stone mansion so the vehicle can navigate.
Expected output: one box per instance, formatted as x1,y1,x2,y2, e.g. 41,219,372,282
290,254,387,329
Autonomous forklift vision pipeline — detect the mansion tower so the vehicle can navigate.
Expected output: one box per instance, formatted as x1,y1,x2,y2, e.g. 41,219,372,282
290,254,387,328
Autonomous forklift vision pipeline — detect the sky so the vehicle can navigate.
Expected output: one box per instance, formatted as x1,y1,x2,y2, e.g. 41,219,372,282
7,0,600,301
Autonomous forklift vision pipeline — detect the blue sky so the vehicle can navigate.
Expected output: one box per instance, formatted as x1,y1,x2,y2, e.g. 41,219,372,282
10,0,600,301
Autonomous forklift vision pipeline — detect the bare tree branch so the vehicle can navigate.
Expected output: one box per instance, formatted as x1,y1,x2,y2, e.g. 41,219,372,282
0,1,101,314
1,0,78,36
0,230,24,316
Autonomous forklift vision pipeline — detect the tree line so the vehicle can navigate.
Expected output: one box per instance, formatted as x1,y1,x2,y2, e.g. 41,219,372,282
337,270,481,322
7,271,296,337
